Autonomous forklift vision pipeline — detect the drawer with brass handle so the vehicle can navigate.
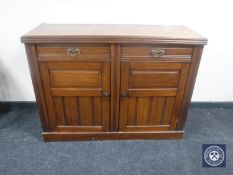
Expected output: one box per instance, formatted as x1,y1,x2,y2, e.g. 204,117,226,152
36,44,110,60
121,44,193,59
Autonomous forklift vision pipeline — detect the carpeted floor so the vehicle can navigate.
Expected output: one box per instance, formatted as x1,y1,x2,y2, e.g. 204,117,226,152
0,104,233,175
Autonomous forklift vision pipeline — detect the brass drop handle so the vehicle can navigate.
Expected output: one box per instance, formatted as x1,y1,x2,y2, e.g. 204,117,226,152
151,48,166,57
120,92,128,97
102,91,110,97
66,48,80,56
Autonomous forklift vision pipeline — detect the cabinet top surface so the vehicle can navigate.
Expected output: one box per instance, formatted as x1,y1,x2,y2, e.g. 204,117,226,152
21,24,207,45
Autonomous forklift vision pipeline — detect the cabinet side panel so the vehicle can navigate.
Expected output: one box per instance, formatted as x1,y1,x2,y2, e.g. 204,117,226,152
176,46,204,130
25,44,50,131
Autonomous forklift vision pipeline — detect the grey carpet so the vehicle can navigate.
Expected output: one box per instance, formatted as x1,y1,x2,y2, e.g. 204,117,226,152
0,104,233,175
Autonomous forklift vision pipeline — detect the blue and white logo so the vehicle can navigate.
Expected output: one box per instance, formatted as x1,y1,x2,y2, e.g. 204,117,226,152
203,144,226,167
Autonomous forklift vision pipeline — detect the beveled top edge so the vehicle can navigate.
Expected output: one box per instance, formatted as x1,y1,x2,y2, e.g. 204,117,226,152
21,23,208,45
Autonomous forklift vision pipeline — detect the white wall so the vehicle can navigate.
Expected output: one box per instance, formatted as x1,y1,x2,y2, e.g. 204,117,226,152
0,0,233,101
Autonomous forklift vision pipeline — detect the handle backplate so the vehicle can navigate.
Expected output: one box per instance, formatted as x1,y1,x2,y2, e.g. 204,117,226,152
151,48,166,57
66,48,80,56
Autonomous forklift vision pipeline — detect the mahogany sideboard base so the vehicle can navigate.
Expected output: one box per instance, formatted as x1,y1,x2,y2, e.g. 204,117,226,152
43,131,184,141
21,24,207,141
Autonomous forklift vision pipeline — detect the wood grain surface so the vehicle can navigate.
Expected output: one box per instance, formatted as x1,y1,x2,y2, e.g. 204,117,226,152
21,24,207,44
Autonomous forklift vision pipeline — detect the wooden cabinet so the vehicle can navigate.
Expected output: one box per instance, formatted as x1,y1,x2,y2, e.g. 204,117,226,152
39,61,110,132
21,24,207,141
119,61,189,132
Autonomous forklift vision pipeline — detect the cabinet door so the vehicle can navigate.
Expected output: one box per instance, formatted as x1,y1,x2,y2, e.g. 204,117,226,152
39,61,110,132
119,61,190,131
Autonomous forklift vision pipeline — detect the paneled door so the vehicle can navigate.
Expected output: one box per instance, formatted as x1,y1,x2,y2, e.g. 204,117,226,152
119,61,190,131
39,61,110,132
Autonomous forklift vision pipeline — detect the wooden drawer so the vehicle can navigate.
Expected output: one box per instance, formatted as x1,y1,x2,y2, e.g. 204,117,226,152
121,44,193,59
36,44,110,60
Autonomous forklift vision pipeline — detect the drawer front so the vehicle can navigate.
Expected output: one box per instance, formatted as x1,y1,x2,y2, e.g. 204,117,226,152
121,44,193,59
36,44,110,60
